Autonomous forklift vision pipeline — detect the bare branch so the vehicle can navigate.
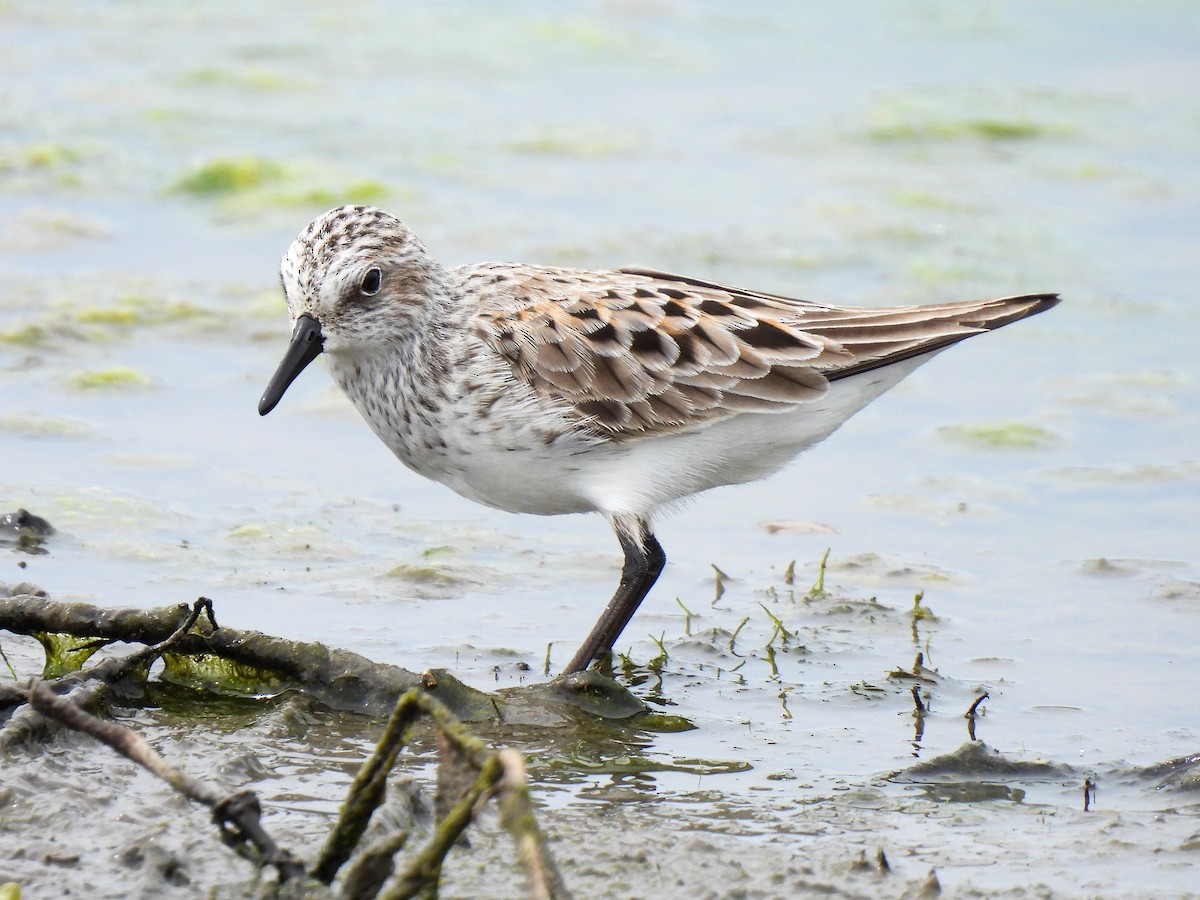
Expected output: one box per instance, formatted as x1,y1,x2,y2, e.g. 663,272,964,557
27,679,306,884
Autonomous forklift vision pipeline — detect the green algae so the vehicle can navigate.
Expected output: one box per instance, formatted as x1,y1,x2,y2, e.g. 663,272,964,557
639,713,698,733
171,156,287,196
386,563,459,585
162,651,289,696
0,294,212,352
74,295,209,327
1043,461,1200,485
33,631,107,679
142,107,188,124
261,178,389,208
0,144,81,171
890,189,971,210
74,307,141,326
0,323,47,346
1070,162,1119,180
508,125,641,157
1080,557,1137,577
179,67,308,92
910,591,936,626
868,118,1055,142
227,524,267,539
940,421,1058,449
0,413,90,438
528,18,618,50
170,156,393,214
67,367,151,390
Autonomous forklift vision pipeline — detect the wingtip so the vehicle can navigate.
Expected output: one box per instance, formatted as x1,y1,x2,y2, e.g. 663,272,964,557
976,292,1062,330
1025,291,1063,317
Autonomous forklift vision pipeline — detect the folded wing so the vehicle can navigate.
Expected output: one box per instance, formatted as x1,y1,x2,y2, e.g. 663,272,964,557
475,265,1058,440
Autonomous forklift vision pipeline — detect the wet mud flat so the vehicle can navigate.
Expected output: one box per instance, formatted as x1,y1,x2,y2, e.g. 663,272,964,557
4,569,1200,898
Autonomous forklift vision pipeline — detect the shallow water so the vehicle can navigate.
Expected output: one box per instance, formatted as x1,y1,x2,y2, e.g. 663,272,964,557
2,2,1199,896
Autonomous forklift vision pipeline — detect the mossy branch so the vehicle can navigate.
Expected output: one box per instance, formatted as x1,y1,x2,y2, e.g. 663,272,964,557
314,689,428,883
381,754,504,899
322,689,570,899
495,749,568,900
0,587,494,718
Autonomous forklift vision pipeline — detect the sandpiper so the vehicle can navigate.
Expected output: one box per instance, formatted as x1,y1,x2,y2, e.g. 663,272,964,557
260,205,1059,675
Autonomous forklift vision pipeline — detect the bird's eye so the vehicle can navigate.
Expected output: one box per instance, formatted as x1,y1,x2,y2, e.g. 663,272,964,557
360,267,382,296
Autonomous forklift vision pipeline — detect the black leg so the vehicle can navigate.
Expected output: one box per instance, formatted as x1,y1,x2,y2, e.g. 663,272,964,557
562,517,666,675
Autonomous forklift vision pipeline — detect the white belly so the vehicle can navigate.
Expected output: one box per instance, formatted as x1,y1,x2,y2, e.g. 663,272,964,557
409,352,939,519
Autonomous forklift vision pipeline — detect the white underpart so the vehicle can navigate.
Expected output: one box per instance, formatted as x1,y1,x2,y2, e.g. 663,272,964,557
330,345,939,520
572,353,938,518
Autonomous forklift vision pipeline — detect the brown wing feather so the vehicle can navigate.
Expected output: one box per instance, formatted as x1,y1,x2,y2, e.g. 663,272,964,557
474,265,1059,440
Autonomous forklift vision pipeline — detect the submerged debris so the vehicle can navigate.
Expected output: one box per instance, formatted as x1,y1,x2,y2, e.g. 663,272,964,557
891,740,1071,804
0,509,55,555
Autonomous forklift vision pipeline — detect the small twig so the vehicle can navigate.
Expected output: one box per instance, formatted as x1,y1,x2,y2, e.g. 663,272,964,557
911,685,926,715
711,564,728,604
543,642,553,677
376,745,570,900
0,593,436,718
759,603,793,645
910,591,934,643
647,632,668,672
1,679,110,749
27,679,304,882
1,639,18,680
675,597,694,636
806,548,830,600
910,686,928,745
107,597,216,681
728,616,750,655
764,643,779,679
965,691,989,741
1083,777,1096,812
26,598,215,696
965,692,989,719
31,598,212,681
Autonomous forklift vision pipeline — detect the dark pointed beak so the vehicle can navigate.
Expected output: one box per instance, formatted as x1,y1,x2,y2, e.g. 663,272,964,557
258,313,325,416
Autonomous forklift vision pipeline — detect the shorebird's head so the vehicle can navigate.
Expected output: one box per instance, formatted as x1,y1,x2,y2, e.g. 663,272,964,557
259,205,440,415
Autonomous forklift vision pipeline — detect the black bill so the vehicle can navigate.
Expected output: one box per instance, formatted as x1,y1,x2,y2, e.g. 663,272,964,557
258,313,325,416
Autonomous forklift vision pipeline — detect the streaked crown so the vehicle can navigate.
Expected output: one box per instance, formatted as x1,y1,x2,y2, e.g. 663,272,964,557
279,205,445,350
